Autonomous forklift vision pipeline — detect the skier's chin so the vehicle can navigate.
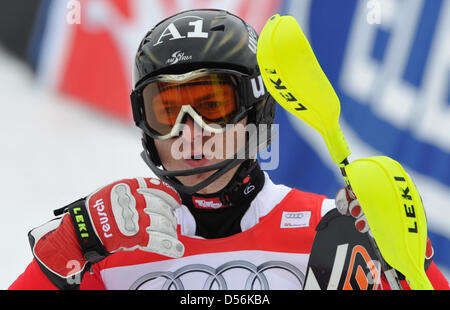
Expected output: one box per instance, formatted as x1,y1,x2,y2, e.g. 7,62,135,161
175,158,239,194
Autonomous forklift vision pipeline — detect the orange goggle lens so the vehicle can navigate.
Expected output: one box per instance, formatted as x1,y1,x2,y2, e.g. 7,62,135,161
142,74,238,137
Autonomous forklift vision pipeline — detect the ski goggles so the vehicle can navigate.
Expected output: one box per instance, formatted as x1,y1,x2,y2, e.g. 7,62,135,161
131,69,265,140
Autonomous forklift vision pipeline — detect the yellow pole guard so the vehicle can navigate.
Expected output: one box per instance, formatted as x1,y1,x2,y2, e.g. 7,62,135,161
257,14,351,164
345,156,433,290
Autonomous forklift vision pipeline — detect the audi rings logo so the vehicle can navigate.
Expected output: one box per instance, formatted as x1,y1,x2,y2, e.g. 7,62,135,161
129,260,305,290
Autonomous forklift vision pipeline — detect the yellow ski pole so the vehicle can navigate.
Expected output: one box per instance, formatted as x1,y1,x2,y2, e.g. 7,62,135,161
257,14,433,290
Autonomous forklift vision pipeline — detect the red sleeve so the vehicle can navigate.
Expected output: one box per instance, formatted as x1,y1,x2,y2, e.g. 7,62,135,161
8,259,58,290
79,263,106,290
8,259,106,290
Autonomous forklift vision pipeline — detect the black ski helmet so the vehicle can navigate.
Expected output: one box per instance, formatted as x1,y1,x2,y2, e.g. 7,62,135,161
130,9,276,195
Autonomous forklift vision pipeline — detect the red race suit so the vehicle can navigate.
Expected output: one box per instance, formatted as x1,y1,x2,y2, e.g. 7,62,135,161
9,173,450,290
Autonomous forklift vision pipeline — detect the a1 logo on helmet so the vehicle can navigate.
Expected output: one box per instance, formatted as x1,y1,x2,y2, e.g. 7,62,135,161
154,16,209,46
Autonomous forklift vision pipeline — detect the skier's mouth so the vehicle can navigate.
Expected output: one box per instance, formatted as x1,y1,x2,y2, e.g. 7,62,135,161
191,154,205,160
185,154,209,167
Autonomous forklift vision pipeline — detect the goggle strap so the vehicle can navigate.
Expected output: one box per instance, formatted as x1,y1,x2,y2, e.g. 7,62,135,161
130,91,144,126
